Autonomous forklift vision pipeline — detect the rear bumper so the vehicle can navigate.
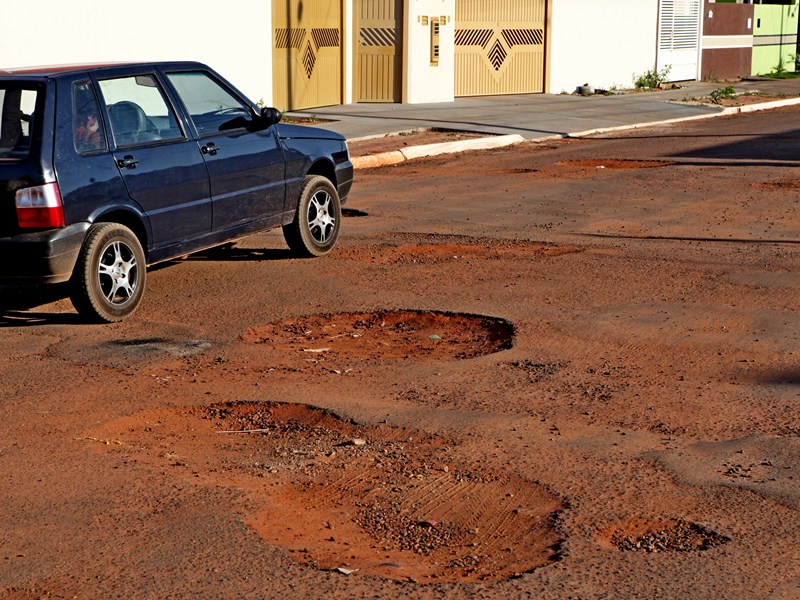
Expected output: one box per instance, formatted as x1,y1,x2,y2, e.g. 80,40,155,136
0,223,88,283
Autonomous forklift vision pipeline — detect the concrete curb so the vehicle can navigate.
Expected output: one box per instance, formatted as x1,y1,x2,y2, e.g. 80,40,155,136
564,96,800,139
348,96,800,168
351,134,524,169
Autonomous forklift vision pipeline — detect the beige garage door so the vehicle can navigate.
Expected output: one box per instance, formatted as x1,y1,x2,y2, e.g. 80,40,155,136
273,0,342,110
455,0,546,96
356,0,403,102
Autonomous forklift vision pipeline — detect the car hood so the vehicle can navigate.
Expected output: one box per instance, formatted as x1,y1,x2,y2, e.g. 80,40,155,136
275,123,345,142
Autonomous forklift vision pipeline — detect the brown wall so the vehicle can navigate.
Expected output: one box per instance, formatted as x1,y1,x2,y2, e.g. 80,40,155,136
702,0,754,80
702,48,752,79
704,2,754,36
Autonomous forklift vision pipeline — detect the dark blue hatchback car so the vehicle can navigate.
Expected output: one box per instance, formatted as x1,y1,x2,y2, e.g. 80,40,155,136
0,61,352,322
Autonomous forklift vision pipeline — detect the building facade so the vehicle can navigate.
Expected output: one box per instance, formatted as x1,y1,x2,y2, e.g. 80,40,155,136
3,1,794,111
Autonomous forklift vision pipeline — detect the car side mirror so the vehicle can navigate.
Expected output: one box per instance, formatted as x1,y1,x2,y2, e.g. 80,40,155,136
260,107,282,126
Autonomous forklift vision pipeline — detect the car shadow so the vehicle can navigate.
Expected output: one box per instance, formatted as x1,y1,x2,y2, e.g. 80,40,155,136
184,244,298,262
342,208,368,217
0,283,84,326
0,283,69,310
0,243,317,324
0,310,83,326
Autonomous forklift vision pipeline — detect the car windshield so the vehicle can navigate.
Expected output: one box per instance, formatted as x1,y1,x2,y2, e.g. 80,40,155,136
0,83,40,159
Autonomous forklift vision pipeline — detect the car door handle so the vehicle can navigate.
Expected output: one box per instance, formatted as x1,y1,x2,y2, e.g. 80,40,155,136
117,155,139,169
201,142,219,156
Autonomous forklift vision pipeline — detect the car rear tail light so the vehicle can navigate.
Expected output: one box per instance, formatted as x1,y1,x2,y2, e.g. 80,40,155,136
15,183,66,229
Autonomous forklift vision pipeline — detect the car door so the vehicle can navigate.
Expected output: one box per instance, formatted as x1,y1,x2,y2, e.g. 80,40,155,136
96,71,212,249
163,69,286,233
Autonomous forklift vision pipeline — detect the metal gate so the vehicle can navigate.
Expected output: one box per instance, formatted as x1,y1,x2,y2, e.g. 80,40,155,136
356,0,403,102
454,0,546,97
657,0,701,81
273,0,342,110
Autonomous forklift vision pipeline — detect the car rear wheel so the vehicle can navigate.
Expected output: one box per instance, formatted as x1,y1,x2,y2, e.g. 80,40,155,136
70,223,146,323
283,175,341,257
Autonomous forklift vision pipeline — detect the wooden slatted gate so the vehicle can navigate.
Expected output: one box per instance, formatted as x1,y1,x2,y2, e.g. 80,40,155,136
455,0,546,97
356,0,403,102
273,0,342,110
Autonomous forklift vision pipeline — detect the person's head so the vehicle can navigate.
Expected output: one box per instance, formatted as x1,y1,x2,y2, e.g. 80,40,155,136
83,111,99,132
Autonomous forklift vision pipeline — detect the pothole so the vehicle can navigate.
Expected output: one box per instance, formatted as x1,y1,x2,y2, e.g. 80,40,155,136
105,338,212,357
602,519,729,553
92,401,565,583
495,167,540,174
337,234,580,265
50,326,213,367
558,159,674,169
242,310,514,365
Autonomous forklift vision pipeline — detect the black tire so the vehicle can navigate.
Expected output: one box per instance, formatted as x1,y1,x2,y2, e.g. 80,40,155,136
70,223,146,323
283,175,341,257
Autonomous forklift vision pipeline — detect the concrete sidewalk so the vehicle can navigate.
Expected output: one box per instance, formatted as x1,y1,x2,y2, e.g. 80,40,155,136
291,77,800,146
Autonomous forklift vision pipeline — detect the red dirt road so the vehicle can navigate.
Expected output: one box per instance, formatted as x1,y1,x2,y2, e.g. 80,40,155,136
1,107,799,599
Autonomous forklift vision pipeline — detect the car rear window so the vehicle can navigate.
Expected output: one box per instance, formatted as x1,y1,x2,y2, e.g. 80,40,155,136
0,83,41,159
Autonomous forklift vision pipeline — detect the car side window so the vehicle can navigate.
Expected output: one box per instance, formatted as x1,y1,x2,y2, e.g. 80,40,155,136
0,86,39,159
97,75,183,147
166,71,252,136
73,81,107,153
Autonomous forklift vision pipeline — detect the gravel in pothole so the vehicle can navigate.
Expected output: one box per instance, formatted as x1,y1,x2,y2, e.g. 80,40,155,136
608,519,729,553
92,401,566,583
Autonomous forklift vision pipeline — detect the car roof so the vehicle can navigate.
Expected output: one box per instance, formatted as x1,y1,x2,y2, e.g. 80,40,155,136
0,61,208,78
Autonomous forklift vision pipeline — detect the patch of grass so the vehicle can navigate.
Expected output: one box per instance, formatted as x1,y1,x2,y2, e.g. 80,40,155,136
761,70,800,80
760,59,799,79
710,86,737,104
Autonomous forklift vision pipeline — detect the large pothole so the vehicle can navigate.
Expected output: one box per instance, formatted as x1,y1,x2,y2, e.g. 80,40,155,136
91,401,565,583
336,234,580,265
242,310,514,366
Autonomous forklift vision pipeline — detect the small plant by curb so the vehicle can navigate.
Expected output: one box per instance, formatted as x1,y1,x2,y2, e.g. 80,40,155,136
710,86,736,104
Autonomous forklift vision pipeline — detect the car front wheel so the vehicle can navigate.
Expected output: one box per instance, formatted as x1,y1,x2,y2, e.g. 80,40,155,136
283,175,341,257
70,223,146,323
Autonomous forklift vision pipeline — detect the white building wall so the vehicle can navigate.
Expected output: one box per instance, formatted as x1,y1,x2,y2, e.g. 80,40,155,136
0,0,273,105
548,0,660,94
404,0,455,103
343,0,355,104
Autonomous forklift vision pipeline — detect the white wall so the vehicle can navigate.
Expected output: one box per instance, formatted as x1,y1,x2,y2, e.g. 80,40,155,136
343,0,354,104
0,0,273,105
548,0,660,93
404,0,455,103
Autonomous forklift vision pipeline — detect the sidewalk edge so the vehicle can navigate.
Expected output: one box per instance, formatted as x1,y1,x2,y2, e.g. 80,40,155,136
351,134,524,169
566,97,800,138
